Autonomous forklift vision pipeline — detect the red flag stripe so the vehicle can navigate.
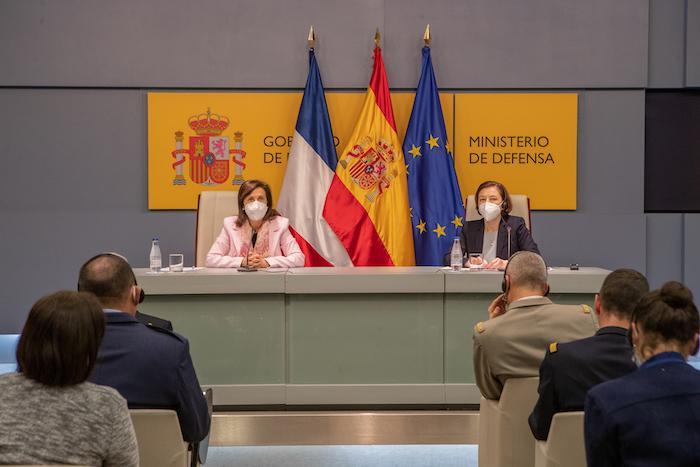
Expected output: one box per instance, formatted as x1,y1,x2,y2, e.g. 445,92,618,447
288,226,333,267
368,47,397,133
322,175,394,266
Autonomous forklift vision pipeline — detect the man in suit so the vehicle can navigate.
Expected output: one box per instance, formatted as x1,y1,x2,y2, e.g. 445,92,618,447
528,268,649,440
473,251,599,400
78,253,210,443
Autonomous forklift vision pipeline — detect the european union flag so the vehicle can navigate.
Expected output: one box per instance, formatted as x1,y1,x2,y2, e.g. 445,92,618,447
403,46,463,265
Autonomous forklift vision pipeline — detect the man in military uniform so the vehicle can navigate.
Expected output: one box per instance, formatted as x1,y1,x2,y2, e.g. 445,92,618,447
78,254,210,443
528,268,648,440
473,251,599,400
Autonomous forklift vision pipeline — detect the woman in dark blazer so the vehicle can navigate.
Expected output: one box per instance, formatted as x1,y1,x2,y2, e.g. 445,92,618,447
584,282,700,467
449,180,540,269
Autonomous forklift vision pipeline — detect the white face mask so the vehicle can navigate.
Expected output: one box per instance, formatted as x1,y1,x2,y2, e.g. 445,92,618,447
479,202,502,222
244,201,268,221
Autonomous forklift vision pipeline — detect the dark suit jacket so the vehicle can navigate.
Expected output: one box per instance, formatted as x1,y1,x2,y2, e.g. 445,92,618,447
90,311,210,443
135,310,173,331
444,215,540,265
528,326,636,440
585,352,700,467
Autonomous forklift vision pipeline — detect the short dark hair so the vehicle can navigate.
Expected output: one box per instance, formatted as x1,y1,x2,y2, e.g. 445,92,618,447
78,253,135,306
17,291,105,386
474,180,513,215
599,268,650,318
633,281,699,346
235,179,280,227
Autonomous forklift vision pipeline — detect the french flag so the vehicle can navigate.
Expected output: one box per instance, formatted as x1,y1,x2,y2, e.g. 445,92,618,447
277,48,352,267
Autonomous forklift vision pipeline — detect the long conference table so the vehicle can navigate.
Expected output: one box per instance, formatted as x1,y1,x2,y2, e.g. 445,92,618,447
134,266,609,406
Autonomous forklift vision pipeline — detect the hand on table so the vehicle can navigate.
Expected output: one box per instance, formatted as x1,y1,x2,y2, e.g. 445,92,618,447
246,252,269,269
485,258,508,270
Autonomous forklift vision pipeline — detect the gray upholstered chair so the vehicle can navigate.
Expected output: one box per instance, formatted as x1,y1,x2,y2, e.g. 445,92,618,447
130,409,190,467
478,377,540,467
534,411,586,467
195,191,238,267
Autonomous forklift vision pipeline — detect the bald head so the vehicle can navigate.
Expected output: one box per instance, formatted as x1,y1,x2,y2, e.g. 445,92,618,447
505,251,548,292
78,254,136,309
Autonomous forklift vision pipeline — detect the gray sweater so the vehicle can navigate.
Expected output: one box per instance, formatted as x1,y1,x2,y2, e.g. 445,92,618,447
0,372,138,467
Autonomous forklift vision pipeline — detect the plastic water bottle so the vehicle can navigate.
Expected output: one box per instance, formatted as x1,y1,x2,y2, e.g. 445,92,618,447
450,237,462,271
149,238,162,272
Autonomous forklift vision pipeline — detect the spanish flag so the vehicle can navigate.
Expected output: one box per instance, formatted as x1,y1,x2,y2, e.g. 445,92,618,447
323,42,415,266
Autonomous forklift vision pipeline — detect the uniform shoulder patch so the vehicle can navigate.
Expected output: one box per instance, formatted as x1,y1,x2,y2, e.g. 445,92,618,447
549,342,558,353
475,321,486,334
145,323,185,342
581,304,592,314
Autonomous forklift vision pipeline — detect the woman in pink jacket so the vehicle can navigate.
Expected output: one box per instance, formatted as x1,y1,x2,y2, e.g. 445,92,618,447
206,179,305,269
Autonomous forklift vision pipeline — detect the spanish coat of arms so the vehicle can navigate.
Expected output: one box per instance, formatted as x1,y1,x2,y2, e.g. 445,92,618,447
339,136,399,202
170,108,246,186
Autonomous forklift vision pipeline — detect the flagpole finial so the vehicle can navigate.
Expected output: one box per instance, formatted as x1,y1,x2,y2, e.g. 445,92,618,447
423,24,431,46
374,28,381,47
308,25,315,49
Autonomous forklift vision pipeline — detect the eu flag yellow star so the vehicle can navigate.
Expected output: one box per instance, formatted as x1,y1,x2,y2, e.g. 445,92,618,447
416,219,427,234
433,223,446,238
445,141,451,153
451,215,463,228
409,144,422,158
426,134,440,149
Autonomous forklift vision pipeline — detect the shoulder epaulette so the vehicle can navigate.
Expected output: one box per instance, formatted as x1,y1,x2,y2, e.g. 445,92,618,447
145,322,184,342
549,342,558,353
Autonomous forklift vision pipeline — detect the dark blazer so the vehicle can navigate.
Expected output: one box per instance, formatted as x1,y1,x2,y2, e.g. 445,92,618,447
90,311,210,443
135,310,173,331
444,215,540,265
585,352,700,467
528,326,636,440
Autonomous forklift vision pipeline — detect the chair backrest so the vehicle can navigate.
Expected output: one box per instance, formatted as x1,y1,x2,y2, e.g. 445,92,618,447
0,334,19,375
195,190,239,267
465,194,532,231
130,409,189,467
478,377,540,467
535,411,586,467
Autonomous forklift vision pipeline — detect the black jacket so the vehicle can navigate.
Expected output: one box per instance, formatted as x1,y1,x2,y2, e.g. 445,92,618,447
444,215,540,264
528,326,637,440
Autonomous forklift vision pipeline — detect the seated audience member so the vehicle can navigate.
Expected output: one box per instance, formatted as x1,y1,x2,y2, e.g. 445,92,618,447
78,253,210,443
0,291,138,467
206,179,305,268
585,282,700,467
473,251,598,399
447,180,540,269
528,268,649,440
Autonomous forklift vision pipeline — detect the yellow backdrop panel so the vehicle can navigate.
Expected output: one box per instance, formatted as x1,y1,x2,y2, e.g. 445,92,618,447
148,92,453,210
454,93,578,210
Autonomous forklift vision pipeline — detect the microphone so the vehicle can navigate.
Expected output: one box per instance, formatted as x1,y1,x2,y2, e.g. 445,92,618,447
251,231,258,248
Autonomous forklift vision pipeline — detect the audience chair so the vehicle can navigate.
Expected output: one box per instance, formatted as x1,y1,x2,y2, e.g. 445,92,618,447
478,377,540,467
0,334,19,375
465,194,532,232
130,409,191,467
534,412,586,467
195,191,239,267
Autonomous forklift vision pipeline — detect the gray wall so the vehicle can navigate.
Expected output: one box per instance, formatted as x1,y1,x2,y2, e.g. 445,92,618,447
0,0,698,332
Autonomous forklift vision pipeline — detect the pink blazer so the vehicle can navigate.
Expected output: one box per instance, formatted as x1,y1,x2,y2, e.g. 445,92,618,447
205,215,305,268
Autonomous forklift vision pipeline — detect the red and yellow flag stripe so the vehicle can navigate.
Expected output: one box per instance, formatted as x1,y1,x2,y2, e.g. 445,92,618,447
323,47,415,266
